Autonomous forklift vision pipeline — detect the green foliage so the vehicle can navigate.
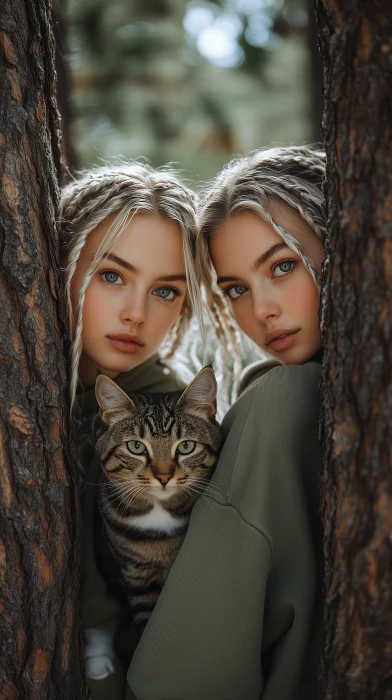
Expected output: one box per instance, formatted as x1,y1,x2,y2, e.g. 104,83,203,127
67,0,311,180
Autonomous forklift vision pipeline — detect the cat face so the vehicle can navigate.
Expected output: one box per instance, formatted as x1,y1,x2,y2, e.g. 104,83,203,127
95,368,221,507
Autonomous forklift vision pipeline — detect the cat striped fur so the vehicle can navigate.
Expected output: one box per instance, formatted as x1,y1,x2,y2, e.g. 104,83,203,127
94,366,221,628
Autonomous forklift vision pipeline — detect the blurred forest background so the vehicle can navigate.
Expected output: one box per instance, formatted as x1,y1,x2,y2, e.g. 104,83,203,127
56,0,322,183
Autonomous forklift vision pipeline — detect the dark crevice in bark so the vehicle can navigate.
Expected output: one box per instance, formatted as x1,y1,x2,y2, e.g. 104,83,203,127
53,2,79,179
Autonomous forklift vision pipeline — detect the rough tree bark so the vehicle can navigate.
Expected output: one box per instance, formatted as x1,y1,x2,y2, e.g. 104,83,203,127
316,1,392,698
307,0,323,142
53,0,78,176
0,1,86,697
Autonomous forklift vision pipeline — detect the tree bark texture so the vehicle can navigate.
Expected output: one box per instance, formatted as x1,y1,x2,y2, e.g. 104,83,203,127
307,0,323,143
52,1,78,177
316,1,392,698
0,1,86,697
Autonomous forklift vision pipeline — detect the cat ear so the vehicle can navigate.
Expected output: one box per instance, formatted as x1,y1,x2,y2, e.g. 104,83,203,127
95,375,136,426
176,366,217,418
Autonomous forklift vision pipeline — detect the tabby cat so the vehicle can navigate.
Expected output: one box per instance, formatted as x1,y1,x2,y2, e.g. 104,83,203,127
84,367,221,680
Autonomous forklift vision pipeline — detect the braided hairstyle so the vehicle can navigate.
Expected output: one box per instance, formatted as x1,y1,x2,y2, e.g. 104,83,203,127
59,162,202,408
197,145,326,397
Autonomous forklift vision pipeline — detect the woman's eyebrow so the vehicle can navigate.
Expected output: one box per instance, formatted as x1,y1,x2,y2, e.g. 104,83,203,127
217,242,290,284
103,252,139,273
252,242,289,270
100,254,186,282
155,274,187,282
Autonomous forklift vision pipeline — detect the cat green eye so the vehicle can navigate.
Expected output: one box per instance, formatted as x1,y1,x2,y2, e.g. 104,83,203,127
127,440,147,455
176,440,196,455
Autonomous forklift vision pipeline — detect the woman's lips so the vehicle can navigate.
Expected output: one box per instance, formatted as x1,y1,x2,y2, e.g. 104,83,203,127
269,330,299,352
108,337,144,354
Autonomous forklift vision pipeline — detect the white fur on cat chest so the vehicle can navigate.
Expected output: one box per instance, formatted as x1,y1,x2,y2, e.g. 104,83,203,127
130,502,187,533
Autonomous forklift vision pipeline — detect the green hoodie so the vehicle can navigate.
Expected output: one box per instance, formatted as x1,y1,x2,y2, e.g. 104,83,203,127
127,360,323,700
77,354,185,700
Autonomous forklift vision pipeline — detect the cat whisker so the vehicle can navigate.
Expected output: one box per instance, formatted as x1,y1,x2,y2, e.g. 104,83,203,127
183,481,213,496
101,483,142,509
191,479,223,498
180,485,209,502
196,485,222,499
117,489,144,517
181,482,222,504
182,482,210,494
101,495,124,513
125,490,145,510
99,479,127,491
110,485,147,515
115,484,145,506
102,490,141,516
116,482,144,496
119,483,147,501
181,486,217,517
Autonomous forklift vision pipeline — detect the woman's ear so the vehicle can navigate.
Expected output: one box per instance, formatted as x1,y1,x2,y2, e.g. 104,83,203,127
95,375,136,426
176,366,217,418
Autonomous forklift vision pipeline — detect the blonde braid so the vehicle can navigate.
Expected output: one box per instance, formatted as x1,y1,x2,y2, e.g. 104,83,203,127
160,308,192,361
210,288,242,406
207,299,231,414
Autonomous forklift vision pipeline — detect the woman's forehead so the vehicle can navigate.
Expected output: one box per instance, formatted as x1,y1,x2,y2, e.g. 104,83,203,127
219,202,321,247
266,200,324,267
265,198,311,241
210,206,324,271
84,213,184,258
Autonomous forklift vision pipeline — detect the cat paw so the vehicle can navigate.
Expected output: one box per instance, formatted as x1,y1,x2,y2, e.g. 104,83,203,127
85,655,115,680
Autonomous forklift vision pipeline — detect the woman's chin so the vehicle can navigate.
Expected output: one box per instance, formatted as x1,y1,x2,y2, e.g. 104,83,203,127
269,344,320,366
97,353,148,376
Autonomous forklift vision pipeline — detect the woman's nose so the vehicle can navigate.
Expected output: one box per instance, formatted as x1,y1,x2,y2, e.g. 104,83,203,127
120,292,146,326
252,293,281,324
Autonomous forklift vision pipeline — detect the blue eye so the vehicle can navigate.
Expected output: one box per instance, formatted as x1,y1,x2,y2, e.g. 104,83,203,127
273,261,296,278
153,287,177,301
101,270,122,285
225,285,248,300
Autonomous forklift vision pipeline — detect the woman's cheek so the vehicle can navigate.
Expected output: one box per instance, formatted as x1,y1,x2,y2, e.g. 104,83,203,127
295,277,319,324
84,284,112,322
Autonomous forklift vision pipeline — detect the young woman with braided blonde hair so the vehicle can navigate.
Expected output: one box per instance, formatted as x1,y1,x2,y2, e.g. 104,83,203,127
128,146,325,700
59,162,213,700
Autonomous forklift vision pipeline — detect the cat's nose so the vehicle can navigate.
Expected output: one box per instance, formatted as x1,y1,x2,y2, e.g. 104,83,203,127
155,473,173,486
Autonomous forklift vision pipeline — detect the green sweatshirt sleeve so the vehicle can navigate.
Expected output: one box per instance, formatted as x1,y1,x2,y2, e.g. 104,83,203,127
128,362,323,700
238,357,281,395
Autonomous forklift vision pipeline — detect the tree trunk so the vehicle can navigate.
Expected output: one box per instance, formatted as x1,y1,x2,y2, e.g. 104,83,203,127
316,1,392,698
307,0,323,142
0,1,86,697
53,0,78,177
